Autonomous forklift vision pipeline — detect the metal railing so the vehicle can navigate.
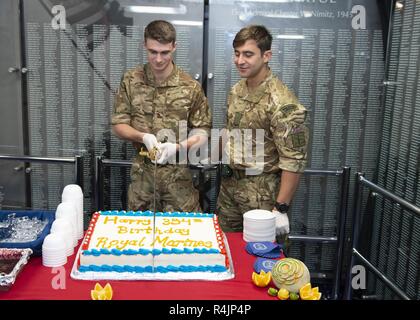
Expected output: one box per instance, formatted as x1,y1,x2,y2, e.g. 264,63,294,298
344,172,419,300
94,156,350,299
95,157,132,209
288,167,351,300
0,154,84,188
0,154,84,211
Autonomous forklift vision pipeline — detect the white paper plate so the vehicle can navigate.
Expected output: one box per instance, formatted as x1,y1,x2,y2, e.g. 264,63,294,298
243,209,275,220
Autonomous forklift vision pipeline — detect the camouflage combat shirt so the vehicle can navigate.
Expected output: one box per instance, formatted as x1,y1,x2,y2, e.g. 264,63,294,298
112,63,211,142
225,70,309,173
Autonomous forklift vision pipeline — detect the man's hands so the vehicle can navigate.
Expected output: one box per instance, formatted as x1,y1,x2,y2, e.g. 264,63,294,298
142,133,159,152
272,209,290,236
141,134,178,164
153,142,178,165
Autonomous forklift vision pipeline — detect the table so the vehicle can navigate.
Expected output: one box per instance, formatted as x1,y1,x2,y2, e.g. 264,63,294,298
1,233,272,300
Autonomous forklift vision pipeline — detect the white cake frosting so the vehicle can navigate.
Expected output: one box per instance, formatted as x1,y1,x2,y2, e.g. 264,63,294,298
78,211,228,273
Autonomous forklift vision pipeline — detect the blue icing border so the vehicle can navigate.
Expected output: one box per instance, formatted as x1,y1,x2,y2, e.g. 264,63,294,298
79,264,227,273
99,210,214,218
82,248,220,256
82,210,225,273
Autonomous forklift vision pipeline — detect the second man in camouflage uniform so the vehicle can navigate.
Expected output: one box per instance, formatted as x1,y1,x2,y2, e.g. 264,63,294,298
217,25,309,239
112,20,211,212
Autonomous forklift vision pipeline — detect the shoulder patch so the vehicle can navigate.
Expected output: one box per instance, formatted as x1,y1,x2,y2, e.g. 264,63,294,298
290,131,307,148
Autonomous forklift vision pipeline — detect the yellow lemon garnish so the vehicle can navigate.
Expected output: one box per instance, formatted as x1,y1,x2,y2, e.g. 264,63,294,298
90,290,100,300
300,291,313,300
103,283,113,300
310,292,322,300
98,292,106,300
94,283,103,291
277,288,290,300
299,283,312,295
299,283,322,300
252,270,272,287
91,282,113,300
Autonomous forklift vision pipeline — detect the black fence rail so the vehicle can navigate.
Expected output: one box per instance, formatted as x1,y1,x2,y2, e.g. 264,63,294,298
0,154,84,189
94,157,132,210
344,172,420,300
287,167,351,300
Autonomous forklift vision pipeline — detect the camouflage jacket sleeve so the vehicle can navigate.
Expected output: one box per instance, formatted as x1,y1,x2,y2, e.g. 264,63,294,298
188,83,212,136
270,99,309,173
111,74,132,125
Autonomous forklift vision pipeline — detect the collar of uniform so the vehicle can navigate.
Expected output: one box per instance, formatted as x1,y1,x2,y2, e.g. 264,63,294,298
144,63,180,87
236,69,274,103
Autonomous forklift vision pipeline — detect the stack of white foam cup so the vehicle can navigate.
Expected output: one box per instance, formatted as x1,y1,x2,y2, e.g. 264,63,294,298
50,219,74,257
42,233,68,267
55,202,78,247
61,184,84,240
243,209,276,242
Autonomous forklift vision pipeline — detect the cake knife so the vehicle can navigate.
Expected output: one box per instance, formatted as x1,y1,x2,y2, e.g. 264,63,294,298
139,146,158,271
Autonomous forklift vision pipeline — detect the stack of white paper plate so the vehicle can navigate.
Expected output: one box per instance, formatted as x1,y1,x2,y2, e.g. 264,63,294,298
243,209,276,242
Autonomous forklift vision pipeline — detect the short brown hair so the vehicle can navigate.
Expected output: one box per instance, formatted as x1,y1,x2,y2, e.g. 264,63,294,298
233,25,272,54
144,20,176,44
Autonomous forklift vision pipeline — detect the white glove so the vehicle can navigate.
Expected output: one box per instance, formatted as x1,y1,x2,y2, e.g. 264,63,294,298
273,209,290,236
154,142,178,165
142,133,159,152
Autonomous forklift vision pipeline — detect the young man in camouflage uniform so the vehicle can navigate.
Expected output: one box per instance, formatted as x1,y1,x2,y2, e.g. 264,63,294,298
217,25,309,242
111,20,211,212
